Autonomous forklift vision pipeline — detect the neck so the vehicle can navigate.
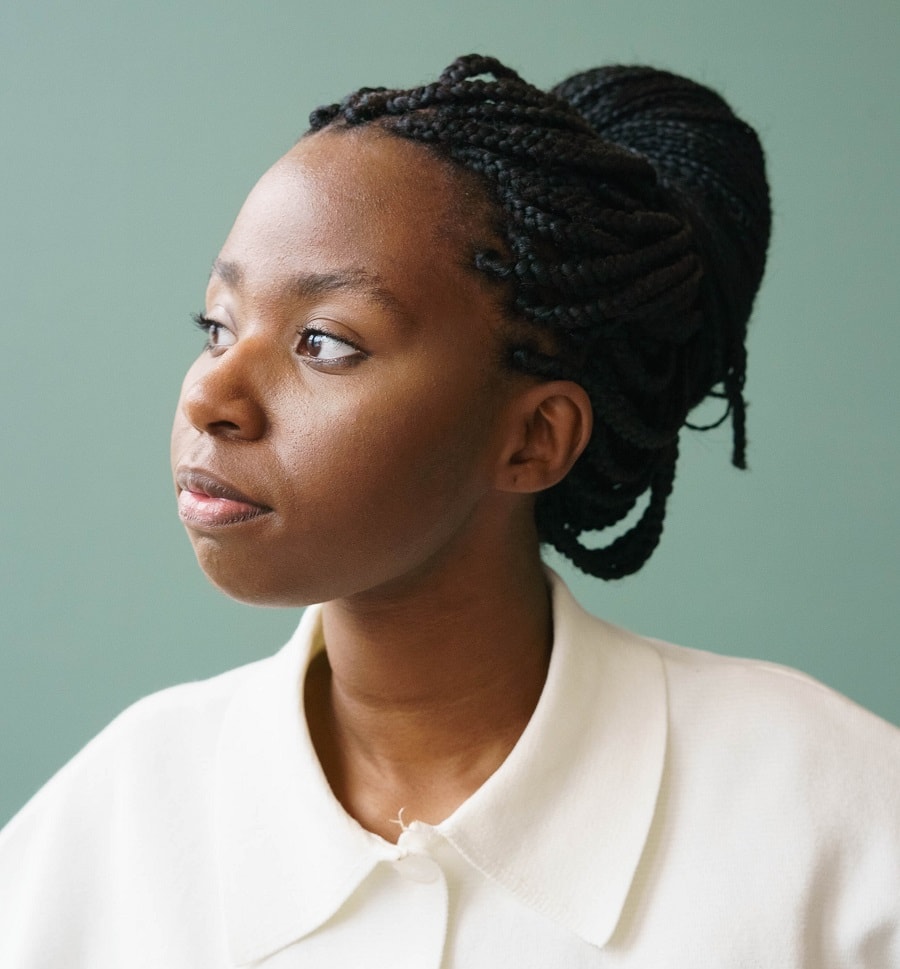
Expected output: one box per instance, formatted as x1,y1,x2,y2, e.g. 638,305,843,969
304,524,552,841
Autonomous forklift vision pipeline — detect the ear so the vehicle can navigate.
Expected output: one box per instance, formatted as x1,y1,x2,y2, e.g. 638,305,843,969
494,381,593,494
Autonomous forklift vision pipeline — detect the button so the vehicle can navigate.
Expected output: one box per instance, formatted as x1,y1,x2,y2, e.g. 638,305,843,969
391,853,442,884
397,825,434,855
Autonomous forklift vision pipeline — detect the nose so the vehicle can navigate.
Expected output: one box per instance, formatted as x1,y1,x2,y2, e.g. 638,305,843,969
180,345,268,441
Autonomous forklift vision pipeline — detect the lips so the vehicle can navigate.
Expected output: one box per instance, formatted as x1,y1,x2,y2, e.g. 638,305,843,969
175,468,272,528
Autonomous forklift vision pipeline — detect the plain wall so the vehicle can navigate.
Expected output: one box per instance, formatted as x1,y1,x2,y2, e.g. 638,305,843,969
1,0,898,825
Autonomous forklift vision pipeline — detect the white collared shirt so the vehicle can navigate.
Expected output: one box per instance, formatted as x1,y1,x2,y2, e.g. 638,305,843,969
1,574,899,967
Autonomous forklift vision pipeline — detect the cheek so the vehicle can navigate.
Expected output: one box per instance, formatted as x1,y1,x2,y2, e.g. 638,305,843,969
387,386,497,515
277,375,496,536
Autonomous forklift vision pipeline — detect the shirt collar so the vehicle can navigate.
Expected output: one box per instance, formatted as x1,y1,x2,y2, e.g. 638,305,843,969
214,609,380,966
438,573,667,948
215,571,667,964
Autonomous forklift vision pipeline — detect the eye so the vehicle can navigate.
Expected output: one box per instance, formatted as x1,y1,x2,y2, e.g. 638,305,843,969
192,313,235,352
297,326,365,367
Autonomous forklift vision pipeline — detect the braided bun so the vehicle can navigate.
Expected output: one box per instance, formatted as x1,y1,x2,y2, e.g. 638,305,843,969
554,65,771,463
309,55,771,579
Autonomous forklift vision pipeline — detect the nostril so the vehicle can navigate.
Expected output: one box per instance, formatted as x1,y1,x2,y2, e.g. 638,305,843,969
209,419,241,434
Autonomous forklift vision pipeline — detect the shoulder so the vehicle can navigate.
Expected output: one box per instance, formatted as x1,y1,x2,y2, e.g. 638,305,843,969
4,657,267,833
647,635,899,941
0,660,266,851
582,614,900,811
551,569,900,788
649,635,900,778
0,659,264,912
552,571,900,845
0,655,280,965
574,614,900,963
0,602,324,967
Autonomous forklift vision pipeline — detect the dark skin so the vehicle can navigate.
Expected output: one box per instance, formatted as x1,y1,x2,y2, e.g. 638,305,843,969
171,128,592,841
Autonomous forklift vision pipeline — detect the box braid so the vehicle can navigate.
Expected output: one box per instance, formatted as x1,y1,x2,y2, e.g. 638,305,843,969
308,54,771,579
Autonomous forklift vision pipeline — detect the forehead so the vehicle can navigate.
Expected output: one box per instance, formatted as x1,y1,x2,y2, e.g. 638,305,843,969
217,128,488,290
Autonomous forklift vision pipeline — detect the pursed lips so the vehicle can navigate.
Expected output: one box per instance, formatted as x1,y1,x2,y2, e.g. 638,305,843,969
175,467,273,527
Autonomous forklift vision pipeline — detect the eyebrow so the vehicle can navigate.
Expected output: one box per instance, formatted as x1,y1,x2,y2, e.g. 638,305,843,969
210,258,409,319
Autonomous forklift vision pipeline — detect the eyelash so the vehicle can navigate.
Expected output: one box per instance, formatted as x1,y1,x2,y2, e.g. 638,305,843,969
192,313,223,350
190,313,366,365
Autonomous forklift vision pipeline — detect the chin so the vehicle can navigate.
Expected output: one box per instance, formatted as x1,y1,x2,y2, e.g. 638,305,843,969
188,543,317,608
205,572,321,608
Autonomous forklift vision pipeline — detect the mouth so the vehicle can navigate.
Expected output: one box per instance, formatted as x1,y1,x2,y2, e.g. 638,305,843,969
175,467,273,528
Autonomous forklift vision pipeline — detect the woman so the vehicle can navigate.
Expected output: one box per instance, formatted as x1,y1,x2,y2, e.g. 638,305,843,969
1,55,898,967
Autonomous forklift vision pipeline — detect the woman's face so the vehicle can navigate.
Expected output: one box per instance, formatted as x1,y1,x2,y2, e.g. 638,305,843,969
171,128,521,606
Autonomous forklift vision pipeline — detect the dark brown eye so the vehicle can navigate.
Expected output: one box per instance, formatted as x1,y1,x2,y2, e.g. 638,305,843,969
297,328,362,362
192,313,235,351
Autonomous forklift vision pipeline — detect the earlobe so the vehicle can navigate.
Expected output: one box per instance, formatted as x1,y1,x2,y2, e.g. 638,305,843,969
497,381,593,494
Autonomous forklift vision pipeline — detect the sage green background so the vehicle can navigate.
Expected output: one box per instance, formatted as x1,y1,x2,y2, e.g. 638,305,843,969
1,0,898,826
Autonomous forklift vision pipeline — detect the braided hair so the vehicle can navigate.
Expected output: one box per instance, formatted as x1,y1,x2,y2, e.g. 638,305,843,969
308,54,771,579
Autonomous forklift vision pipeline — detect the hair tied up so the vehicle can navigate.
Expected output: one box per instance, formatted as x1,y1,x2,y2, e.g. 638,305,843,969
308,55,771,578
553,65,771,469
